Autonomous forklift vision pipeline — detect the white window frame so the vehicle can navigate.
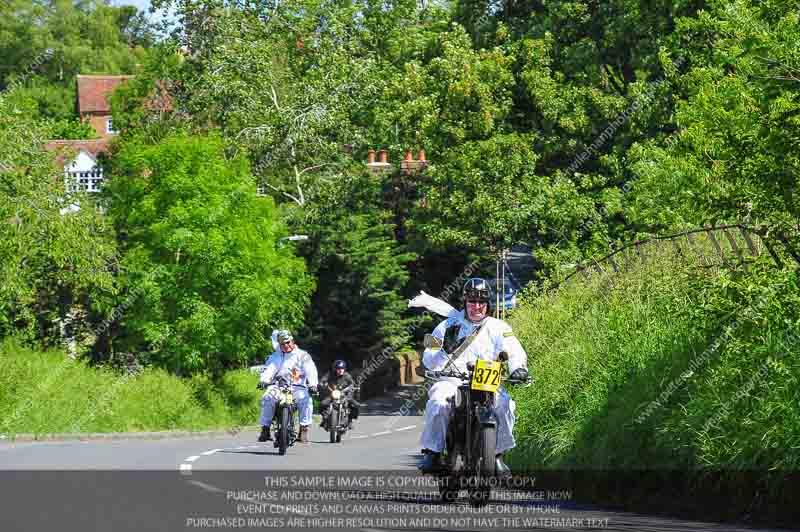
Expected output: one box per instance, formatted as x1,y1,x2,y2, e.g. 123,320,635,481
106,118,116,134
65,165,104,193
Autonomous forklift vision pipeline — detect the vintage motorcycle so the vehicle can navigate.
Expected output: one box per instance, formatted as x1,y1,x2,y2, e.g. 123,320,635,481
266,374,298,455
419,351,531,507
323,383,358,443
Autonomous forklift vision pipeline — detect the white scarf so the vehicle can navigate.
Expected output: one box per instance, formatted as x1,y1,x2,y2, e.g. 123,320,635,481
407,291,475,327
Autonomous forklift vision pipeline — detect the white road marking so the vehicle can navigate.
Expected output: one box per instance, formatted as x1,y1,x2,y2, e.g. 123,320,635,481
176,421,420,482
186,479,225,493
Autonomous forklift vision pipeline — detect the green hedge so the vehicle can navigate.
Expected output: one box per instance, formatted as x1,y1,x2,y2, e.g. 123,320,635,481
0,340,261,435
507,245,799,523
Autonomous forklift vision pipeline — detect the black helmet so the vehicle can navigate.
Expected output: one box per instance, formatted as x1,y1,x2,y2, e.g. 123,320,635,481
462,278,493,307
333,359,347,371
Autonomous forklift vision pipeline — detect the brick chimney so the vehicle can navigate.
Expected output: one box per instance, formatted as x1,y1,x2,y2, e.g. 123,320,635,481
400,148,429,175
366,148,392,174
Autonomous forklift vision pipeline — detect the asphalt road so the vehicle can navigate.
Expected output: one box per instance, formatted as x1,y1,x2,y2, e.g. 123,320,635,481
0,386,788,532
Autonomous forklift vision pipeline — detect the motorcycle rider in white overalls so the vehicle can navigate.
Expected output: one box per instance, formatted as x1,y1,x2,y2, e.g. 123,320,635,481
418,278,529,475
257,330,319,444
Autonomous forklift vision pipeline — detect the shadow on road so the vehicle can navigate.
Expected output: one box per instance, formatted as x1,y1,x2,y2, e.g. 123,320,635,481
358,385,426,417
218,449,283,457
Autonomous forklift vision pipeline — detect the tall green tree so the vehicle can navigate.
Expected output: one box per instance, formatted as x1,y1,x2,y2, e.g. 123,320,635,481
145,0,434,357
0,92,116,345
105,132,314,375
301,171,415,366
0,0,156,121
627,0,800,242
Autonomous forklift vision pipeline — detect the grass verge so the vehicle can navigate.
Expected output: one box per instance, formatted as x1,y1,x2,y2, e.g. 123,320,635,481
0,339,261,435
507,242,799,526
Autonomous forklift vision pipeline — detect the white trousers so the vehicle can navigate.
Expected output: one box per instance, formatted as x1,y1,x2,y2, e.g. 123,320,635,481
259,385,312,427
419,379,516,454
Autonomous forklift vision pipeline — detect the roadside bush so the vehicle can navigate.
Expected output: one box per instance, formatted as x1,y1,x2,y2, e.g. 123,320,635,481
507,243,799,523
218,369,261,427
0,339,261,434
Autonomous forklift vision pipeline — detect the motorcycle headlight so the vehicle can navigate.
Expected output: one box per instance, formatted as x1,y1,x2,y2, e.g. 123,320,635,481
332,390,342,400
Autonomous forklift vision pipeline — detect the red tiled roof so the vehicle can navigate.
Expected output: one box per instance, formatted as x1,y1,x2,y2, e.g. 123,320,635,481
44,139,110,167
77,75,133,114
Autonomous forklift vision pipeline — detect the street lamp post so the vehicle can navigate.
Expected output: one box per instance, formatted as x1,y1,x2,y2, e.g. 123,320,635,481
277,235,309,248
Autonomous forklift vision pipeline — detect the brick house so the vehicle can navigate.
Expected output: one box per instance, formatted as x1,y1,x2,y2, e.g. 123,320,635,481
45,74,171,196
44,139,110,194
76,75,134,139
44,75,133,195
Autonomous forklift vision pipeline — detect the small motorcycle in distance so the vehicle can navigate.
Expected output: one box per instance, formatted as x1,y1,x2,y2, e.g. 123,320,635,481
324,384,358,443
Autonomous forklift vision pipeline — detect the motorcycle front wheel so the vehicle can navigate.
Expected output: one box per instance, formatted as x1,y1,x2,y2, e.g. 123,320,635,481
278,407,290,455
468,484,491,508
329,408,339,444
479,425,497,477
438,477,459,503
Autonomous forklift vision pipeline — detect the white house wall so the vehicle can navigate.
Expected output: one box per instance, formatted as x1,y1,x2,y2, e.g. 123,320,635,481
65,149,104,193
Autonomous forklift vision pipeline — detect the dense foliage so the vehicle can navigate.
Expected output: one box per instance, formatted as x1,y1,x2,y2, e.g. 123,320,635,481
0,93,117,346
103,132,314,375
506,241,799,522
0,0,157,124
1,0,797,378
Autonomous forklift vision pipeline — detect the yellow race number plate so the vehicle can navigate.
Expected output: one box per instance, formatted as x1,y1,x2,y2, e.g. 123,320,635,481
471,360,502,392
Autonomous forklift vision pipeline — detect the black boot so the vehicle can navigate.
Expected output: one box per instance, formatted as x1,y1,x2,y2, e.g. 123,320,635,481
495,453,511,478
419,451,442,473
258,425,272,442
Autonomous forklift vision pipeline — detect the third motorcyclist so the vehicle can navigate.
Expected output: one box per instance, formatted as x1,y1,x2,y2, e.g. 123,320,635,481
319,359,360,430
418,278,529,475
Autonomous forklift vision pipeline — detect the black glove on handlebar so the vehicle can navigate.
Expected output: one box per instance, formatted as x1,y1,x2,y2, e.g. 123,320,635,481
509,368,529,381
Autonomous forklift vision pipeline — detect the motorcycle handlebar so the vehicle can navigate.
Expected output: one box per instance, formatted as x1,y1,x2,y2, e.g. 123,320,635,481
423,370,533,387
330,385,355,396
264,375,313,388
424,370,469,381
